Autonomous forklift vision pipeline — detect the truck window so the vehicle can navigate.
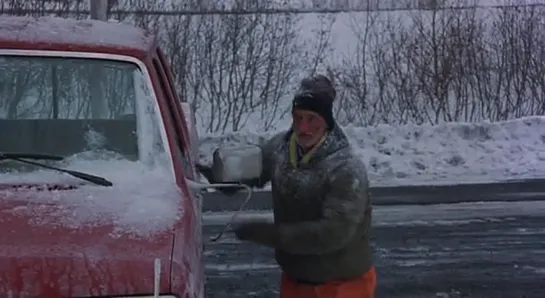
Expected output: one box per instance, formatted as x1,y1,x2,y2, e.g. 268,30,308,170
0,55,168,173
158,49,184,102
151,57,193,179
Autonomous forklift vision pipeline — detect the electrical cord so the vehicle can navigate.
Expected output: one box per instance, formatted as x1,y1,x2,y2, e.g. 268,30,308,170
186,180,253,242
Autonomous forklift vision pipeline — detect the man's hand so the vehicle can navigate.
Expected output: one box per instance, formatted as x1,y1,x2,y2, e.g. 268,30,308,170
233,221,279,248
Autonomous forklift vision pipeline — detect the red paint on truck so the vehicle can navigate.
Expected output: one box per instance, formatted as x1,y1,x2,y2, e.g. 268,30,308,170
0,15,203,298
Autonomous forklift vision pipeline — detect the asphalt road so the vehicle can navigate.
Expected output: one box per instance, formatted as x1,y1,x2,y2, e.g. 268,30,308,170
201,178,545,212
202,201,545,298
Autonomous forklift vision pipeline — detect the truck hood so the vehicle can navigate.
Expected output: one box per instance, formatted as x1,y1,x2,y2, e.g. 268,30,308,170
0,181,182,297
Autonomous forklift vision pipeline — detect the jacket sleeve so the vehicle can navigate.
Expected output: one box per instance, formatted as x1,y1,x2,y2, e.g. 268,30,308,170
240,132,285,189
275,158,370,255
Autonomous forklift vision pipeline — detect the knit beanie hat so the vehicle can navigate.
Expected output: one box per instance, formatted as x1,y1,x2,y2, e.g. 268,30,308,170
292,74,336,130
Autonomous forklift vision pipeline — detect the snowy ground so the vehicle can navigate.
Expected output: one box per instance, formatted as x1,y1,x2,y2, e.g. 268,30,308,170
203,201,545,298
198,116,545,188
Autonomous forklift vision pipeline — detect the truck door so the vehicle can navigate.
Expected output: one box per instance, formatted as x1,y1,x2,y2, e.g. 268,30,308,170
151,51,205,297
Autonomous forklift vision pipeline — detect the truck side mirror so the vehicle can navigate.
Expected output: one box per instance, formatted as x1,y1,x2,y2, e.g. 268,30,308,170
210,144,263,183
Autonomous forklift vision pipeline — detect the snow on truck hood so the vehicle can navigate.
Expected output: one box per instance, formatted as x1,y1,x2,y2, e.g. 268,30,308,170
0,158,182,238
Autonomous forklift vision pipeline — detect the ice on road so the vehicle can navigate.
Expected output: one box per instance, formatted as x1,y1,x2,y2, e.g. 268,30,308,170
203,200,545,226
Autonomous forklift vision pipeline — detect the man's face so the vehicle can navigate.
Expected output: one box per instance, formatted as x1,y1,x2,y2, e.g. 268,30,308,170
292,109,327,150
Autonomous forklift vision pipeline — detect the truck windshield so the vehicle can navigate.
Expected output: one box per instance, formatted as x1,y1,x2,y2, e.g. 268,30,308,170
0,55,166,176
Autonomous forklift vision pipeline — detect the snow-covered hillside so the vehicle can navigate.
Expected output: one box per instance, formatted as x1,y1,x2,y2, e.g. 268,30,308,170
198,116,545,187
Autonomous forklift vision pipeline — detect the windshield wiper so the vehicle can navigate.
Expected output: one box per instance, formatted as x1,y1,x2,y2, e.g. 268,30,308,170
0,152,64,161
0,152,113,187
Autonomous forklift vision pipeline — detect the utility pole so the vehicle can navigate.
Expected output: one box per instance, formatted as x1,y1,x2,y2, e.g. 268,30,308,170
90,0,109,20
89,0,109,119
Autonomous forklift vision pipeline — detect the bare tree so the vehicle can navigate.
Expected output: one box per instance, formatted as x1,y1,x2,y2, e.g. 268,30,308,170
333,11,379,125
116,0,332,133
4,0,545,131
484,4,545,120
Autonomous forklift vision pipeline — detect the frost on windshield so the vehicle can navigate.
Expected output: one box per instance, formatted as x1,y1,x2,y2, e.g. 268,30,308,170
84,128,108,151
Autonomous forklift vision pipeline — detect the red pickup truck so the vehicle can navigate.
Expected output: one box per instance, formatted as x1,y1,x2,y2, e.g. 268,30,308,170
0,15,203,297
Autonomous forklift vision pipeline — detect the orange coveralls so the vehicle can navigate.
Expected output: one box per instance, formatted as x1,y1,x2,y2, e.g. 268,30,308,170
280,266,377,298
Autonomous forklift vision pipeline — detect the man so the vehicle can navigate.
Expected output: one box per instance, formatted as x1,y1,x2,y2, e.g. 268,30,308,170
202,75,375,298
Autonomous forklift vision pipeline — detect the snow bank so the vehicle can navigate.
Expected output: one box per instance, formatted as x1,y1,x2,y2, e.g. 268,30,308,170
198,116,545,187
0,156,182,238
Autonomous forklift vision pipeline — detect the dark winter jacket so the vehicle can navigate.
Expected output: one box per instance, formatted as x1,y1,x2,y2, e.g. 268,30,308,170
249,123,373,284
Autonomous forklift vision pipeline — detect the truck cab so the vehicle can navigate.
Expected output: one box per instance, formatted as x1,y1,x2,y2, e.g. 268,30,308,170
0,15,203,297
